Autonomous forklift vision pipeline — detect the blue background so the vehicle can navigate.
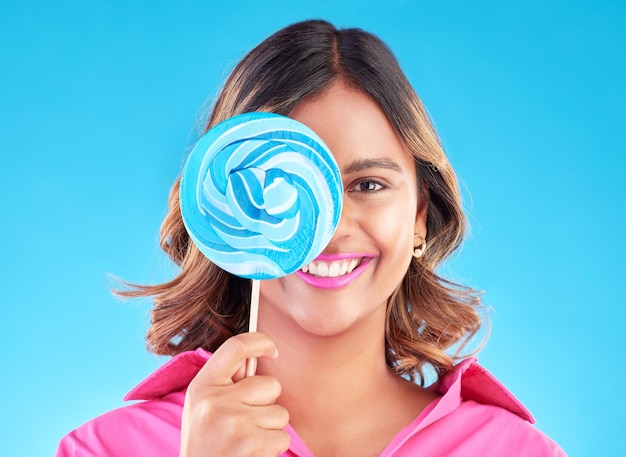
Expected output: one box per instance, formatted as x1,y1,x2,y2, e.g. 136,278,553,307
1,1,624,455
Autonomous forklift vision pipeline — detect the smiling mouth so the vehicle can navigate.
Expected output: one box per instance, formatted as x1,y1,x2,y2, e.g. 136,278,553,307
300,258,363,278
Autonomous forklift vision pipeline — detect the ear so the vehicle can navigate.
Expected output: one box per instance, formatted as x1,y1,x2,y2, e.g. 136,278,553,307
414,183,429,241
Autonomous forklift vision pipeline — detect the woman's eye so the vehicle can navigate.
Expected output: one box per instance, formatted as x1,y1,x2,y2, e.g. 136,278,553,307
353,180,383,192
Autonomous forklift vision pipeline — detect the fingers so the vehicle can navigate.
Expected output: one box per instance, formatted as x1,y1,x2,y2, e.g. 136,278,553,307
226,429,290,457
241,429,291,457
196,332,279,387
234,375,282,406
249,404,290,431
180,333,290,457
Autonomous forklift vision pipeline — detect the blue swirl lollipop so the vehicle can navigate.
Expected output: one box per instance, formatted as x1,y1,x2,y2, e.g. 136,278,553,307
179,112,343,280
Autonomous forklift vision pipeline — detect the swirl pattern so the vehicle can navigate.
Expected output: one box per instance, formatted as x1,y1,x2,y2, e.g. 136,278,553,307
180,112,343,280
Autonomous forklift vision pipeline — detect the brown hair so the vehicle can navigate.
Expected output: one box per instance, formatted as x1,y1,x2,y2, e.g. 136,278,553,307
119,20,483,384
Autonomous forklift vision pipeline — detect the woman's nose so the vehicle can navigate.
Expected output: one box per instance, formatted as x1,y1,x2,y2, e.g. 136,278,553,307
328,198,356,244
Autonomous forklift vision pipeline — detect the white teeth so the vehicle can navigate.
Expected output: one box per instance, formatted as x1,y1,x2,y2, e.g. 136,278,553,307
301,258,363,278
328,262,341,277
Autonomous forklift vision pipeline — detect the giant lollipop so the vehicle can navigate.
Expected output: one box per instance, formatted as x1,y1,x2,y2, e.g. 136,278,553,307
180,112,343,375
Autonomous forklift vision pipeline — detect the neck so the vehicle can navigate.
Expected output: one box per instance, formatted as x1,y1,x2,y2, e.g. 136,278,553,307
256,299,393,426
254,292,439,457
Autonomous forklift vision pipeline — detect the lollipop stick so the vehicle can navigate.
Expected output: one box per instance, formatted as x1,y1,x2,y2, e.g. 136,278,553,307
245,279,260,377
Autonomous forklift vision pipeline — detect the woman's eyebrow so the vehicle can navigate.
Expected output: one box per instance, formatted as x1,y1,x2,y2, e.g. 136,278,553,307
342,158,403,175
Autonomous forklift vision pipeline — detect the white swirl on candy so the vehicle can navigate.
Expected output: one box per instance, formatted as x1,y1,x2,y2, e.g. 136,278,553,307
180,112,343,280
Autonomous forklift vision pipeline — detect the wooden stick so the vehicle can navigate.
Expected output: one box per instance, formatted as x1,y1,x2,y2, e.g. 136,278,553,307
245,279,260,377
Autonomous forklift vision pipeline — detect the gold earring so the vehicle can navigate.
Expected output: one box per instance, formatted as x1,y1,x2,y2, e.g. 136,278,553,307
413,235,426,259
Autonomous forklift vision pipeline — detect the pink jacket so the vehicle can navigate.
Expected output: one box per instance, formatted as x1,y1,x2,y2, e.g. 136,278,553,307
57,348,566,456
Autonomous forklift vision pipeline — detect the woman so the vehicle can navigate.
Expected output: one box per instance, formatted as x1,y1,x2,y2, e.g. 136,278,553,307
57,19,566,456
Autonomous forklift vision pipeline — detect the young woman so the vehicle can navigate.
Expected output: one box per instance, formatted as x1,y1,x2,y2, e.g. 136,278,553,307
57,19,566,457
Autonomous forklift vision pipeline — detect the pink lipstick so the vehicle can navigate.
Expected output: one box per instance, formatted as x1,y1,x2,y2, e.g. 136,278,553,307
295,253,373,289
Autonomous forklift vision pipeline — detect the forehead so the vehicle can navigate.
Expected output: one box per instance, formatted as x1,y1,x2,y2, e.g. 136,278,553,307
288,81,415,173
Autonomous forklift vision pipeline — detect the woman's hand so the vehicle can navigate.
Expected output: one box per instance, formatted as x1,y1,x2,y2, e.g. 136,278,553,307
179,332,290,457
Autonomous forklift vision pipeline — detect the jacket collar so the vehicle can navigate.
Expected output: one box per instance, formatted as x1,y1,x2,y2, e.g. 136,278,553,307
125,348,533,425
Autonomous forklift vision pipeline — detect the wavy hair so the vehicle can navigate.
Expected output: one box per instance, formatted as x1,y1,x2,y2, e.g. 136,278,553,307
119,20,484,384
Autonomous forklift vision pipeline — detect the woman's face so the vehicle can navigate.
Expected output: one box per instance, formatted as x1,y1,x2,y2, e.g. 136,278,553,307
258,80,427,338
